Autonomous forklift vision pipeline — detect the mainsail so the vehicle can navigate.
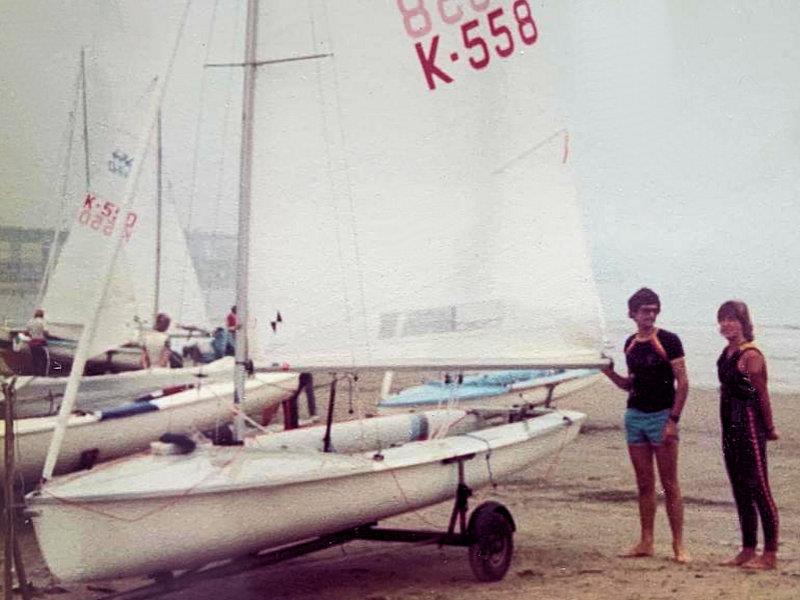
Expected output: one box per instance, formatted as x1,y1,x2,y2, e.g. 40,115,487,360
246,1,605,370
41,49,209,350
40,58,153,358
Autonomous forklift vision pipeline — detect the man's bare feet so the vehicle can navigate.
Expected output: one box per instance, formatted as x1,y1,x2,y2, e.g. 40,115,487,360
672,544,691,564
619,542,654,558
741,552,777,570
720,549,756,566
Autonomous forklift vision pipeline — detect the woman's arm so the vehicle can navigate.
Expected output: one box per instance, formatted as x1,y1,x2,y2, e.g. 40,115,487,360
741,350,778,440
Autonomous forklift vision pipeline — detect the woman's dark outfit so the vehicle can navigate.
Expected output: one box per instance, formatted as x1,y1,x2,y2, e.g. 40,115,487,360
717,345,779,552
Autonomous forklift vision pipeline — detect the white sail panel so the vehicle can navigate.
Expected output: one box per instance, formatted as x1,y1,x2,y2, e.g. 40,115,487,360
41,45,210,350
124,161,211,332
156,198,211,330
248,1,604,369
41,55,160,357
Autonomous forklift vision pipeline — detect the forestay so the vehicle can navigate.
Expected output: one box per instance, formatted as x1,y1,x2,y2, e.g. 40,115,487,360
248,1,604,370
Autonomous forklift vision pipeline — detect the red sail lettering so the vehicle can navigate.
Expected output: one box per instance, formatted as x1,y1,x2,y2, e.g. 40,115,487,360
415,35,454,90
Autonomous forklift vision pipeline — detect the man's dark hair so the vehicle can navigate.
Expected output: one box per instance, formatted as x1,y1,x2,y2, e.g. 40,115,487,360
628,287,661,315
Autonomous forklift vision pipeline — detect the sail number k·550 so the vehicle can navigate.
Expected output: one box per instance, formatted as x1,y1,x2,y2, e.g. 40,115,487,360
77,194,138,242
396,0,538,90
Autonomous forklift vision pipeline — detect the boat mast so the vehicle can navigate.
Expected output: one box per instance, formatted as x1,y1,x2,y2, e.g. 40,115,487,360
232,0,259,442
153,108,163,325
40,85,164,484
81,47,91,192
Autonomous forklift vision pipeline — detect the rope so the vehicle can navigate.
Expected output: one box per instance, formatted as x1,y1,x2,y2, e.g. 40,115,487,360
462,433,496,488
388,469,441,529
540,409,577,480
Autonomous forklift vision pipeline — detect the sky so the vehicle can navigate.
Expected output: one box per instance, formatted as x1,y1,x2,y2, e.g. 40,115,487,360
1,0,799,327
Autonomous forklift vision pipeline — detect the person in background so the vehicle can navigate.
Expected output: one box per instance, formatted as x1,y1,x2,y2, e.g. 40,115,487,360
211,327,227,360
601,287,690,563
716,300,779,570
26,308,50,376
141,312,171,368
225,305,237,356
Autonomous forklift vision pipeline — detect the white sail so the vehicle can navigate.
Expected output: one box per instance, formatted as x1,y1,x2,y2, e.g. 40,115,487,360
125,180,211,331
40,57,153,358
41,50,210,350
247,1,604,370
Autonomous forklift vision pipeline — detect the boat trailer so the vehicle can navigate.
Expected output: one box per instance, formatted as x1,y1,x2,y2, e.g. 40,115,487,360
96,457,516,600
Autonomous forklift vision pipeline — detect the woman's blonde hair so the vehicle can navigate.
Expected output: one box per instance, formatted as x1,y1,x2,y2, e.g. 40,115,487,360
717,300,754,342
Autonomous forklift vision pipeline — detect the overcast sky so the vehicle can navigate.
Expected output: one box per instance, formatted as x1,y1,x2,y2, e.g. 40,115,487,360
2,1,799,326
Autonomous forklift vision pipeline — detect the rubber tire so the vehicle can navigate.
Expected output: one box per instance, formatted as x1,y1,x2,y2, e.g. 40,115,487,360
468,510,514,582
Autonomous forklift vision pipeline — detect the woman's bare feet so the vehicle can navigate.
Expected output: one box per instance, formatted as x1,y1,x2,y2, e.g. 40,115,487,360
720,549,756,566
741,551,777,570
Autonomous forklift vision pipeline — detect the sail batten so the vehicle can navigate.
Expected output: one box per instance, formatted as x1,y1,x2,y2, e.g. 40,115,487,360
248,1,605,371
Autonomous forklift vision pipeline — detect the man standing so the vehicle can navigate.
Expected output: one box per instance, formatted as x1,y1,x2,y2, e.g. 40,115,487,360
141,312,171,368
602,288,690,563
26,308,49,376
225,305,237,356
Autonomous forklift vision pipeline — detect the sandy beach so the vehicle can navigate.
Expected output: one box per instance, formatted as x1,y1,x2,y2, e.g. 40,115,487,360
5,374,799,600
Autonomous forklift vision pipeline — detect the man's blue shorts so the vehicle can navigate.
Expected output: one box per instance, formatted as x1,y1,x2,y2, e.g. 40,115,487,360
624,408,674,445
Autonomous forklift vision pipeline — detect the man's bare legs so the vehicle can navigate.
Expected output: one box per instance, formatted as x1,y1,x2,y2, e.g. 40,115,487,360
621,444,656,557
655,437,690,563
622,440,690,562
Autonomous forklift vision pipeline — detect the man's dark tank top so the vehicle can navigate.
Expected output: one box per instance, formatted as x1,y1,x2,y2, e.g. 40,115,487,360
717,344,762,430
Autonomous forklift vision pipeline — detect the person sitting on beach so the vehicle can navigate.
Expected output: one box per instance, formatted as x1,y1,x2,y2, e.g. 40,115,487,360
716,300,779,570
601,287,690,563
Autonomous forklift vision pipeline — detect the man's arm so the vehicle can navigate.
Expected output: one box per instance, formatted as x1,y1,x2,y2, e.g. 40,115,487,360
662,357,688,439
602,358,632,391
742,351,778,440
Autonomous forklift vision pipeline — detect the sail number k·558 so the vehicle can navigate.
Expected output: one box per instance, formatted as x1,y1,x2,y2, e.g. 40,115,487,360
396,0,538,90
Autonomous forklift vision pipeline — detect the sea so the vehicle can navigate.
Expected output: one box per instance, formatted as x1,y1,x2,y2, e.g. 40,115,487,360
604,320,800,395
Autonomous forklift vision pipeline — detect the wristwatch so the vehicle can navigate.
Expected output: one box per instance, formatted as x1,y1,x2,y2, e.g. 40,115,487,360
668,413,680,424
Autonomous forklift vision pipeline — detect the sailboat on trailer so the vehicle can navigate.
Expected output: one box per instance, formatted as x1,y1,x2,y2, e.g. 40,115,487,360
27,0,606,583
3,33,297,484
8,46,293,413
37,50,209,375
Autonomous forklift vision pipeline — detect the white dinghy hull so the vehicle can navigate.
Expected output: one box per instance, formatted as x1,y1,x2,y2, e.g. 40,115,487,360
12,357,236,419
4,372,297,482
28,408,584,581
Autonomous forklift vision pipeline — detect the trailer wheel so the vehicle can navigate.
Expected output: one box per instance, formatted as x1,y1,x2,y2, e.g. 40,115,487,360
468,509,514,581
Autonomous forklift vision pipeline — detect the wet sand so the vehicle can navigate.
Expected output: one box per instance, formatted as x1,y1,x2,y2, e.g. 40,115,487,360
6,375,799,599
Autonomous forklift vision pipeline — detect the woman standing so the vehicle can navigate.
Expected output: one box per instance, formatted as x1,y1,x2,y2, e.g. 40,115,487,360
717,300,779,569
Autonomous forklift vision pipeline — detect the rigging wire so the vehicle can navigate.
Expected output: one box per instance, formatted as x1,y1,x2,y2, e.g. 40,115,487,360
312,2,370,366
189,0,244,328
